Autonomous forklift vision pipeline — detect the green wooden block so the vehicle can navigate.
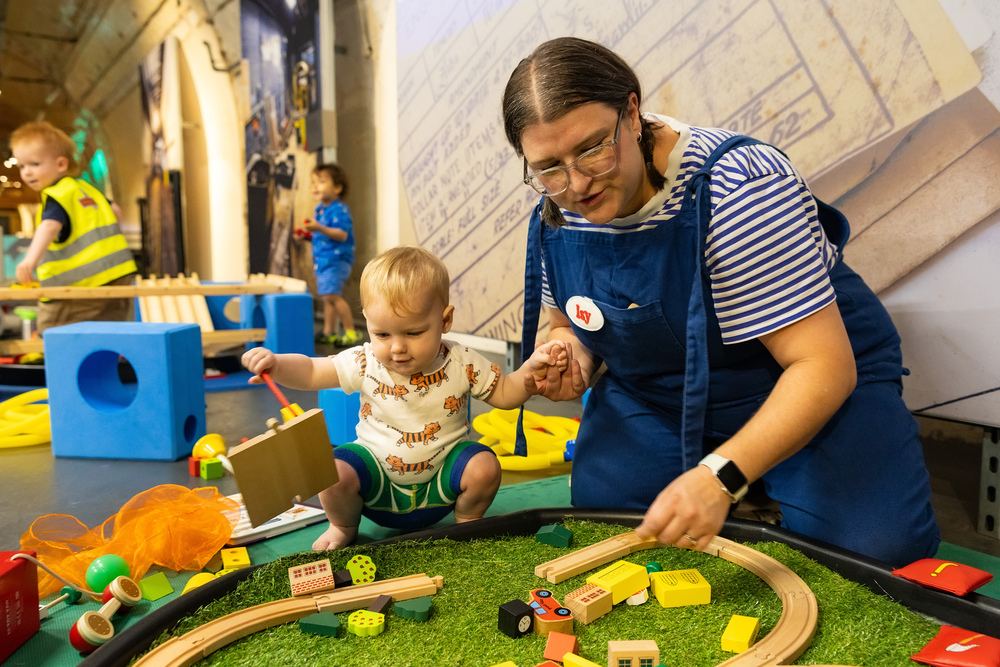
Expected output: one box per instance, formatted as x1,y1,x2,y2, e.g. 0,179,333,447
535,523,573,548
200,457,224,480
140,571,174,601
300,611,342,637
394,596,433,621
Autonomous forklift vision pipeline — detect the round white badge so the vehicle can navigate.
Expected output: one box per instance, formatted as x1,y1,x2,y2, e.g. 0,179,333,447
565,296,604,332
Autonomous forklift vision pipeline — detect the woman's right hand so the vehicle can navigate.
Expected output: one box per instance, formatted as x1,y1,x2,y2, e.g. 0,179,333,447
242,347,276,384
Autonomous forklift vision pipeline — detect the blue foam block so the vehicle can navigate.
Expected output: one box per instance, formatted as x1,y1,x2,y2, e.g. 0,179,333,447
318,387,360,445
240,293,314,355
44,322,206,460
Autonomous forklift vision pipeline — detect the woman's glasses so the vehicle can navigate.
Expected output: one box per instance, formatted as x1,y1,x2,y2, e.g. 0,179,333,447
523,111,624,197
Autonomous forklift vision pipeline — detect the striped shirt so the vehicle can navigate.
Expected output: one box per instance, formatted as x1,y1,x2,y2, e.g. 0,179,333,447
541,115,838,344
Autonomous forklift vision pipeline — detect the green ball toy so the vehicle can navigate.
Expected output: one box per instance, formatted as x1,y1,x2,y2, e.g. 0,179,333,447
86,554,130,592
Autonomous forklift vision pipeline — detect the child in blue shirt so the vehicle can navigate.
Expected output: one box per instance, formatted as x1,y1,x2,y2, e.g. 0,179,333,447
304,163,360,346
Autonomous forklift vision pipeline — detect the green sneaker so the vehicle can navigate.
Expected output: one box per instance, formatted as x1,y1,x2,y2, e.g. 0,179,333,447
334,330,363,347
315,333,339,346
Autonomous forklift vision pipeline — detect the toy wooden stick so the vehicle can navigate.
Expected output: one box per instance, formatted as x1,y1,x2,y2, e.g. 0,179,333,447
260,370,304,420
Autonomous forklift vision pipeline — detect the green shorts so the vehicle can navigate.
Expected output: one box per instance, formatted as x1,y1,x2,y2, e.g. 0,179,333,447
334,440,493,529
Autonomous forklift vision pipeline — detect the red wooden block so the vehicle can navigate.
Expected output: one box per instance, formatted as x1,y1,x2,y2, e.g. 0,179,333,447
543,630,580,662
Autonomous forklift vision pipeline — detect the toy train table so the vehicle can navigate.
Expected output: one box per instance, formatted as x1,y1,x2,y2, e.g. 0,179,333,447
80,509,1000,667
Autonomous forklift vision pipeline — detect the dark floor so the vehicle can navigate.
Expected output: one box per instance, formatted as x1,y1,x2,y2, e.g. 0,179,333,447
1,345,998,562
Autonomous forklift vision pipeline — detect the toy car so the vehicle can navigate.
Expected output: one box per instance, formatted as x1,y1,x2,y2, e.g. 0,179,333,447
529,589,572,620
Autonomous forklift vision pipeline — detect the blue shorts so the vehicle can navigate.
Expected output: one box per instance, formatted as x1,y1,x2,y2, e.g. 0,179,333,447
315,259,352,296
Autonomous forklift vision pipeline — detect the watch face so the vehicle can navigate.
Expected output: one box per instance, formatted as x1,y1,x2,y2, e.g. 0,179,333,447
517,615,531,632
717,460,748,494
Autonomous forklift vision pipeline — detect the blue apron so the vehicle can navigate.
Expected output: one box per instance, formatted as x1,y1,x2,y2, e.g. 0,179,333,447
518,136,939,565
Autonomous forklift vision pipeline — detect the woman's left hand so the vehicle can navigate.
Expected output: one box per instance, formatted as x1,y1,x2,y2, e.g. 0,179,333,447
634,465,733,551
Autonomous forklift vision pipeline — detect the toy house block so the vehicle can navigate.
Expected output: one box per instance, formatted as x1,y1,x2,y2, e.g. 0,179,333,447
587,560,650,605
200,457,224,480
347,609,385,637
650,569,711,608
394,596,433,621
241,292,313,355
288,559,336,597
543,630,580,662
563,655,603,667
45,322,205,460
227,409,339,527
536,524,573,548
300,611,341,637
318,387,361,446
563,583,612,625
607,640,659,667
498,599,533,638
721,615,760,653
220,547,251,570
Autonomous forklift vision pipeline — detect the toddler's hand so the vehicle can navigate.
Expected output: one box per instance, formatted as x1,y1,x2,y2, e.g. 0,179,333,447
15,261,35,286
242,347,277,384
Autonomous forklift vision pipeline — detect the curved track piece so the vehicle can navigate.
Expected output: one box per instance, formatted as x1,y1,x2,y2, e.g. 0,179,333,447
131,573,443,667
535,531,844,667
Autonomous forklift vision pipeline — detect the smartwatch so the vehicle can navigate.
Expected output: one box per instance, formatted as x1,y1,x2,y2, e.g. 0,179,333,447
699,453,749,503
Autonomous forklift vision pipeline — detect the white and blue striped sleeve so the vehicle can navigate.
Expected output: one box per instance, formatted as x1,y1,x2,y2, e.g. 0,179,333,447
705,168,837,344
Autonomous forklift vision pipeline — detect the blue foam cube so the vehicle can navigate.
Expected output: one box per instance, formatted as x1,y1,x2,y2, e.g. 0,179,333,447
318,387,361,446
240,293,314,355
44,322,206,460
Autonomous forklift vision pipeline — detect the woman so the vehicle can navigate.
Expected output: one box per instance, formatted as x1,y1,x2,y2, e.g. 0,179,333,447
502,37,939,565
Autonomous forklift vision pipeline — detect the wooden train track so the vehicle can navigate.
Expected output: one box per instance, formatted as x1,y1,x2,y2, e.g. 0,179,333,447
535,531,855,667
131,573,444,667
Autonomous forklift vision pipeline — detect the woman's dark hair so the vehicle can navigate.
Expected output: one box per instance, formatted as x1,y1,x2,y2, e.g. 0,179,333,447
314,162,349,198
501,37,665,226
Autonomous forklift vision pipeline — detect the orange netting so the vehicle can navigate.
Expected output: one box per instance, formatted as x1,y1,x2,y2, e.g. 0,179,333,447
20,484,241,597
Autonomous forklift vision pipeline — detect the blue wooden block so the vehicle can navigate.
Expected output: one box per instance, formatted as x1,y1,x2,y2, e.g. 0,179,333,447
44,322,206,460
240,293,314,355
318,387,360,446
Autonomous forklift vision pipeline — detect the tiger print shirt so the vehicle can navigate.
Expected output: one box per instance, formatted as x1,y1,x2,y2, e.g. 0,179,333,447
331,339,500,484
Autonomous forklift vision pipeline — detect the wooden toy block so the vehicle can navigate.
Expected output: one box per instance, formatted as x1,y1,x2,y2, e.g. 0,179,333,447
367,593,392,616
288,559,336,597
543,630,579,662
563,583,612,625
200,457,224,480
626,587,649,605
498,599,534,638
181,572,217,595
721,614,760,653
530,589,573,636
534,662,561,667
607,640,659,666
299,611,341,637
563,654,603,667
535,524,573,548
313,573,444,614
394,596,433,621
347,609,385,636
333,569,354,588
227,408,339,527
488,663,518,667
221,547,251,570
139,571,173,601
347,554,377,584
586,560,650,605
188,456,204,476
650,569,711,608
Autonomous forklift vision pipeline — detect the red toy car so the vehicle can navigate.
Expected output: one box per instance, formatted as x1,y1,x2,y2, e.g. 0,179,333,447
529,589,572,621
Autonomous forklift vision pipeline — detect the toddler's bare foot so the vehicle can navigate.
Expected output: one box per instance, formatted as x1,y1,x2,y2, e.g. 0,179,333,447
312,523,358,550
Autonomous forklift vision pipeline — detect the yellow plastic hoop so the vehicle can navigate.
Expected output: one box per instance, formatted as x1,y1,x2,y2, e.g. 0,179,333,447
0,388,51,448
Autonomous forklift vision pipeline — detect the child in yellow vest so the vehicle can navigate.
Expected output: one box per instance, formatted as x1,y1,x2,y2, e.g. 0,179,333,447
10,121,138,333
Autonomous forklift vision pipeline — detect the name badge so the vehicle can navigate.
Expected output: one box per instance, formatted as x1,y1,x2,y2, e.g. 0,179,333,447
566,296,604,331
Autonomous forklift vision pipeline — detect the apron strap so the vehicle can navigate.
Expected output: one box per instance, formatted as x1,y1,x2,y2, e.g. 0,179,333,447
515,199,547,457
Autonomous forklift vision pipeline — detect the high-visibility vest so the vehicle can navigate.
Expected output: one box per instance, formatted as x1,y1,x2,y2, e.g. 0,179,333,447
36,177,137,287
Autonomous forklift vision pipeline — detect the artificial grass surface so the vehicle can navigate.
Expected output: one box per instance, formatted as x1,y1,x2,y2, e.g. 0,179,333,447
136,519,940,666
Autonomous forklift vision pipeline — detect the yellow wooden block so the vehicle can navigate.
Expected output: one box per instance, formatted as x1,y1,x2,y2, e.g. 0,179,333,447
721,614,760,652
221,547,251,570
563,654,604,667
488,662,518,667
650,569,711,608
586,560,649,604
